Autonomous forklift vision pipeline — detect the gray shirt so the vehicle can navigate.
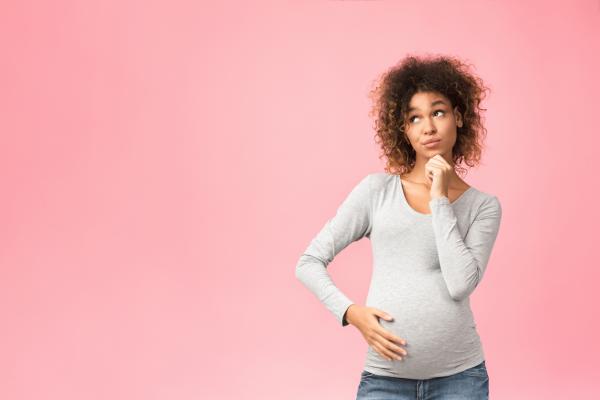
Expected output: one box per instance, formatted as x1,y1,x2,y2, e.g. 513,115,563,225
295,172,502,379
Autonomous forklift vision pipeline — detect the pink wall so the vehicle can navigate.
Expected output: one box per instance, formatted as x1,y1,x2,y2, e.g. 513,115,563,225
1,1,599,399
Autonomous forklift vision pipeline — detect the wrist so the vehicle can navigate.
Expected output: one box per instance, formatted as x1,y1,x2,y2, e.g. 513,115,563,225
344,304,356,325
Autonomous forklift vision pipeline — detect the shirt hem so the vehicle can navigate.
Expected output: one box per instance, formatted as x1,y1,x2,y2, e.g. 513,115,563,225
362,354,486,380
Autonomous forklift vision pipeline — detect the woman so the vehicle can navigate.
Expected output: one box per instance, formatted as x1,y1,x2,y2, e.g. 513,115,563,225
295,54,502,399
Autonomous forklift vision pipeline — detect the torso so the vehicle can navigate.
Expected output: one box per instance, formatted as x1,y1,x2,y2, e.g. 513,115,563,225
399,174,472,214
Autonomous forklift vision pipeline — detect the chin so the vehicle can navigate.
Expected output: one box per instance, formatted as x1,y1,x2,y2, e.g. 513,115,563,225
427,148,449,158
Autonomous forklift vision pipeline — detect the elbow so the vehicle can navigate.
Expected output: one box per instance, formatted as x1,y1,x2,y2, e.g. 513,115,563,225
447,266,481,301
295,254,319,282
295,261,304,281
448,285,472,301
295,259,304,282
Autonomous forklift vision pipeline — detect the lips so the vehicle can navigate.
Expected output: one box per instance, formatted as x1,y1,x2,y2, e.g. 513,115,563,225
422,139,441,145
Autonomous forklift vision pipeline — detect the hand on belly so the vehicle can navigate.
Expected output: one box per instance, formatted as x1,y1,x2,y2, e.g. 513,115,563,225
345,304,409,361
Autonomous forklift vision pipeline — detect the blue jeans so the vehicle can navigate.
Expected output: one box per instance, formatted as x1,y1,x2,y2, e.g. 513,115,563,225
356,360,489,400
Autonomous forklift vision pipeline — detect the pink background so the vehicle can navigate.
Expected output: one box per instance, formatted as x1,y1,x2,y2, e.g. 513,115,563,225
1,1,599,399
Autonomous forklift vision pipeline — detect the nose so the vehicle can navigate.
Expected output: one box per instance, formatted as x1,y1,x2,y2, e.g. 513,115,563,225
423,116,437,134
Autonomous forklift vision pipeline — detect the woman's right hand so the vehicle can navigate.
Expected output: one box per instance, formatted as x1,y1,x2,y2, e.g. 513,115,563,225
345,304,408,361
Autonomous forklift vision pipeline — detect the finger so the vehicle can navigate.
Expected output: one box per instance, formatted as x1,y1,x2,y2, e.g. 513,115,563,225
372,341,402,361
434,155,451,166
430,159,452,171
426,161,443,172
426,168,435,182
424,163,435,174
427,158,446,167
370,308,393,322
371,341,392,361
429,154,446,162
375,327,407,346
374,331,408,356
426,165,444,180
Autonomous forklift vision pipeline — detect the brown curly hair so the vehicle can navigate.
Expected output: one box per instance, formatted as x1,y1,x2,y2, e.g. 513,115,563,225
368,53,491,177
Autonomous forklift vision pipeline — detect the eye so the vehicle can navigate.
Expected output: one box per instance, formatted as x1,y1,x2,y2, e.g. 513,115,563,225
408,110,445,124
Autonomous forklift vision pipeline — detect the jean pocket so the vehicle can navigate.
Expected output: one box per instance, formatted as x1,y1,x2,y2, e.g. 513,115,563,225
357,370,376,393
361,370,376,378
460,361,488,378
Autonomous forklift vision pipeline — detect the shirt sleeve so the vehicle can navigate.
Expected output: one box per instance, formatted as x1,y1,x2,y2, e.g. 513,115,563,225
295,174,374,327
429,194,502,301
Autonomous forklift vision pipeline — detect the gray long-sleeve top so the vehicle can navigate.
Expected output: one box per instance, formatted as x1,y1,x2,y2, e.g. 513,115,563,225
295,172,502,379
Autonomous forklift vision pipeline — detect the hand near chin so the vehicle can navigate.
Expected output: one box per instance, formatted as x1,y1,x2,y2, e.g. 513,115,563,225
425,154,452,199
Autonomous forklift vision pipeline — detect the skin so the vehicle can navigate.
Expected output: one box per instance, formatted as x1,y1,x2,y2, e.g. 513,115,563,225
346,90,470,362
401,90,470,204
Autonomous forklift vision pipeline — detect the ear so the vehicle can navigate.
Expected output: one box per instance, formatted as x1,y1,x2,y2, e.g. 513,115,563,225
454,106,463,128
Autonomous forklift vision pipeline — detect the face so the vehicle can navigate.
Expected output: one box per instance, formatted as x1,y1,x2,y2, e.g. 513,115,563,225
403,91,463,160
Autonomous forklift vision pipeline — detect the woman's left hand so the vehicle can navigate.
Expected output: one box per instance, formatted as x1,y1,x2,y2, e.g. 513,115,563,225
425,154,452,200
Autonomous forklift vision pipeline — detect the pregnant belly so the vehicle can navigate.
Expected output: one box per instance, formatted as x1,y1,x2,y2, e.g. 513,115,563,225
364,275,482,377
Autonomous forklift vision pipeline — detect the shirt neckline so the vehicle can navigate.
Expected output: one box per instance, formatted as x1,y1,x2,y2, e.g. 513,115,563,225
397,175,475,217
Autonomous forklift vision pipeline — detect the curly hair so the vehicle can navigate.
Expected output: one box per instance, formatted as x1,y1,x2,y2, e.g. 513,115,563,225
368,53,491,177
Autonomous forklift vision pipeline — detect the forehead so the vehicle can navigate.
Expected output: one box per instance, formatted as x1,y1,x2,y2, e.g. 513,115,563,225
407,92,451,112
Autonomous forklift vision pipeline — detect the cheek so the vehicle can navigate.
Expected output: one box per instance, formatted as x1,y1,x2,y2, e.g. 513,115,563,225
441,118,455,129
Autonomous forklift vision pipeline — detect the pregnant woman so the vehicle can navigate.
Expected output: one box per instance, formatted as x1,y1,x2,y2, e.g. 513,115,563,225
295,54,502,399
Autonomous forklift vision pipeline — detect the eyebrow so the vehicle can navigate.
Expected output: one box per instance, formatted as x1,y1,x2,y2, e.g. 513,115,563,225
407,100,448,113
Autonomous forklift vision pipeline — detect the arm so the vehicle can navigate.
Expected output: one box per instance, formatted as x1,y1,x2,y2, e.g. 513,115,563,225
429,195,502,301
295,174,373,326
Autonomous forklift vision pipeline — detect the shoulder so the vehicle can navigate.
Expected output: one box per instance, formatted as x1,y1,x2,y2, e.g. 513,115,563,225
344,172,394,203
365,171,396,191
349,172,393,189
469,187,502,219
